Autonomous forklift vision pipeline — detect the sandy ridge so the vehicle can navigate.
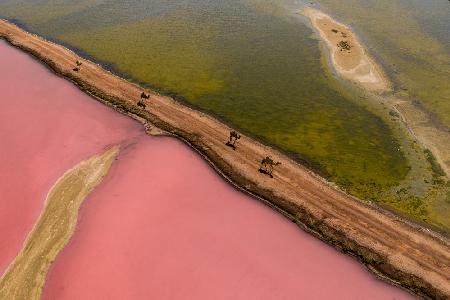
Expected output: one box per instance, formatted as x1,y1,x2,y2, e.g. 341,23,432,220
303,7,391,92
0,147,119,300
0,20,449,299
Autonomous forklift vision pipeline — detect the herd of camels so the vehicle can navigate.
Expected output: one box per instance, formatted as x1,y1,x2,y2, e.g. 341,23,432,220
73,60,282,178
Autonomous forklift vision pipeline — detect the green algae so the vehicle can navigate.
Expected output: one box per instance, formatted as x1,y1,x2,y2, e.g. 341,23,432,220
315,0,450,128
63,14,226,100
0,1,413,214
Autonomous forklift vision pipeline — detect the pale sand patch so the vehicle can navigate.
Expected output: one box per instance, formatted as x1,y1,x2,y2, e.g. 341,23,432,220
303,7,391,92
0,147,119,300
395,100,450,177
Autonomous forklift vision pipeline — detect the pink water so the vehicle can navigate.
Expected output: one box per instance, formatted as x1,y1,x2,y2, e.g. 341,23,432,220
0,40,142,274
0,40,414,299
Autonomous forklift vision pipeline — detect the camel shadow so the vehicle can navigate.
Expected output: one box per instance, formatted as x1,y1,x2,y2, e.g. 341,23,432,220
258,168,274,178
225,141,237,150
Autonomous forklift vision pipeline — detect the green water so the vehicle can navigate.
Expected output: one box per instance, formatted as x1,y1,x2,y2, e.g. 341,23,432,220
316,0,450,127
0,1,417,208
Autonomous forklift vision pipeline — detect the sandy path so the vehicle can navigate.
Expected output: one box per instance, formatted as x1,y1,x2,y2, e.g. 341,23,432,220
0,20,449,299
0,147,119,300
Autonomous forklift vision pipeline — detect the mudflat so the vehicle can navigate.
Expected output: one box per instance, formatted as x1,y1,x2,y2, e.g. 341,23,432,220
0,19,449,299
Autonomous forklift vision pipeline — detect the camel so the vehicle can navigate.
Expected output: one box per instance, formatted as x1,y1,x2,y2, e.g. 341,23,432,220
137,101,146,109
137,91,150,109
259,156,281,178
73,60,82,72
226,130,241,150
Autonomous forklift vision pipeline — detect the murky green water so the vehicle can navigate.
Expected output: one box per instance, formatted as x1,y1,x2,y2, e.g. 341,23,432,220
316,0,450,127
0,1,428,207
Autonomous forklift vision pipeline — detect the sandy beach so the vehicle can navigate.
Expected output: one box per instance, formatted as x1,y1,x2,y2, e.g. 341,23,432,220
0,18,449,299
304,8,391,92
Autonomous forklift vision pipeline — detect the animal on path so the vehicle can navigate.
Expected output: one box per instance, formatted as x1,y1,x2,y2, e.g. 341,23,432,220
226,130,241,150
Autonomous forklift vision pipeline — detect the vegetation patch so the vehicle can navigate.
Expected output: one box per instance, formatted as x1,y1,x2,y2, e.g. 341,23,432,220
337,40,352,51
385,195,427,220
424,149,446,178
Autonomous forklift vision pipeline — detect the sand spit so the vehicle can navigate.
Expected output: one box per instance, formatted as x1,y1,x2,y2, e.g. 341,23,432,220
303,8,391,92
302,7,450,178
396,100,450,178
0,147,119,300
0,20,449,299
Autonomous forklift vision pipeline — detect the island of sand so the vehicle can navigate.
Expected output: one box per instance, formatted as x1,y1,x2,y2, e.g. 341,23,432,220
0,18,449,299
303,7,450,179
304,7,391,92
0,147,119,300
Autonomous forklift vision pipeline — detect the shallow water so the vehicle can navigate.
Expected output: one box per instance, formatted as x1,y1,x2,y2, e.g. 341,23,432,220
43,137,413,300
0,41,414,299
0,0,409,200
315,0,450,126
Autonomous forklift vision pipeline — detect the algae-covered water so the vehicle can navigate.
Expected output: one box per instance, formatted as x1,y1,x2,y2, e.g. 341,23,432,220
2,0,448,227
1,0,410,196
316,0,450,127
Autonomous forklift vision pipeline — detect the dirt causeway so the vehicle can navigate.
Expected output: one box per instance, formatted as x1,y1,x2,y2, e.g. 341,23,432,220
0,19,449,299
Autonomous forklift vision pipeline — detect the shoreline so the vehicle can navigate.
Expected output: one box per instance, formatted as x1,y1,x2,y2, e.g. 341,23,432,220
1,19,449,299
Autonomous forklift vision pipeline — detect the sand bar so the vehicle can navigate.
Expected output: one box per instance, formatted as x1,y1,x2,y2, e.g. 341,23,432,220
0,147,119,300
0,19,449,299
304,8,391,92
0,40,143,276
303,7,450,178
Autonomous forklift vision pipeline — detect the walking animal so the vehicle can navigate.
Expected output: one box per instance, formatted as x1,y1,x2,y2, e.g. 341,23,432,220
137,100,146,109
73,60,82,72
137,91,150,109
259,156,281,178
226,130,241,150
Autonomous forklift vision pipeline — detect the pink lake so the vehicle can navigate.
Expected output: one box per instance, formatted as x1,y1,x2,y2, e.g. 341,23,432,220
0,40,414,299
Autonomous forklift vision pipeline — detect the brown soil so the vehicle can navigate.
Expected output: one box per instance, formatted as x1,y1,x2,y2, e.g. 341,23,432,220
1,19,449,299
